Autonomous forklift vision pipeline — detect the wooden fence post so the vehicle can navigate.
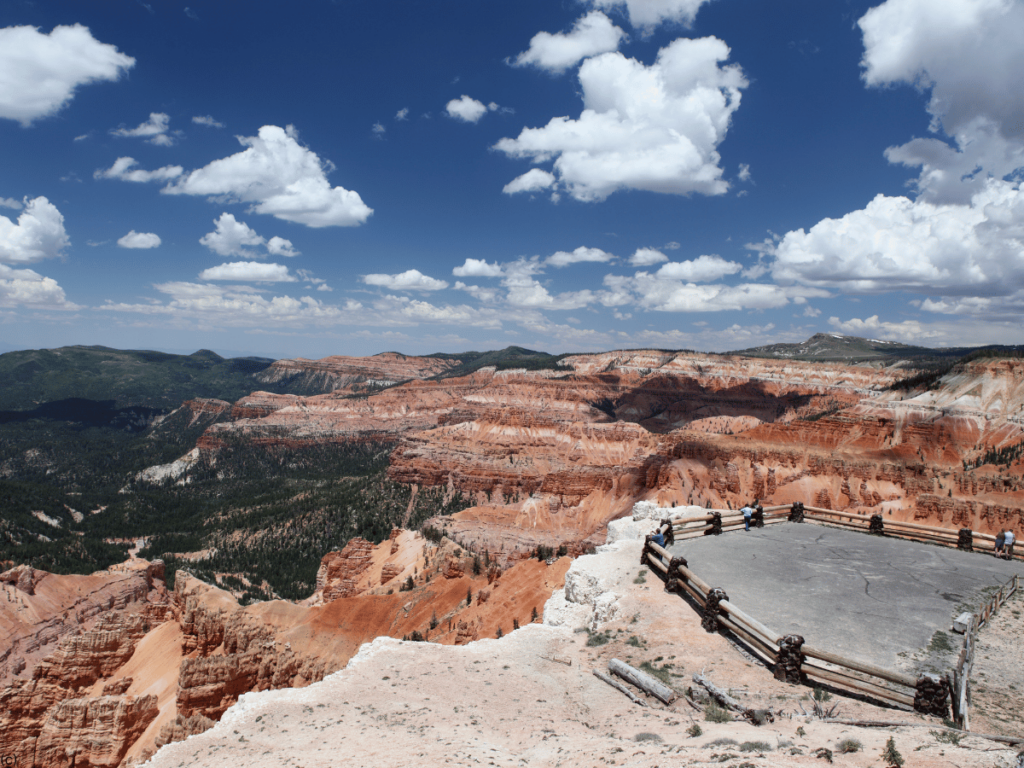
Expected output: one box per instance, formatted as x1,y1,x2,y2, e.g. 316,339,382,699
774,634,805,684
702,587,728,633
788,502,804,522
957,528,974,551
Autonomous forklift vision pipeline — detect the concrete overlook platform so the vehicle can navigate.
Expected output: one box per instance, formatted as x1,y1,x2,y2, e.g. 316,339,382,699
668,522,1024,670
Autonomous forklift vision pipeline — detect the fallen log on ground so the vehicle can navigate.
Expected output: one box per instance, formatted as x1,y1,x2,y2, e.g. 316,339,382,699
693,672,773,725
692,672,743,711
610,658,677,705
593,669,647,707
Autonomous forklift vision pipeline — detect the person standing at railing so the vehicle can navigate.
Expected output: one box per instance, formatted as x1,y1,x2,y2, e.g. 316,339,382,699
995,529,1006,554
741,502,754,531
1003,529,1015,559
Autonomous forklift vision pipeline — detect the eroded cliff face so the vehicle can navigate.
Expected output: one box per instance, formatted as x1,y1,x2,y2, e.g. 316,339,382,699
0,560,172,768
176,352,1024,550
0,530,570,766
253,352,463,395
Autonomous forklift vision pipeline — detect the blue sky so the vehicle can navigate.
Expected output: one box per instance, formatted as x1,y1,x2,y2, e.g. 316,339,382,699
2,0,1023,359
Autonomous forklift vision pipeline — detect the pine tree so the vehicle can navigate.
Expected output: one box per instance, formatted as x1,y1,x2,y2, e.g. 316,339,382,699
881,737,904,768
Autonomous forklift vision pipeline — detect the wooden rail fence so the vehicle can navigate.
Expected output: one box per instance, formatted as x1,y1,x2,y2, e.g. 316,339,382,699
640,504,1024,728
950,572,1018,729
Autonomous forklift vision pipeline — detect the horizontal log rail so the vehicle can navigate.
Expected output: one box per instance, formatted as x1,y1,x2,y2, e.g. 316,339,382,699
803,506,874,521
719,600,782,646
802,644,917,689
676,577,706,606
717,612,778,665
802,663,916,708
675,563,711,596
804,514,869,530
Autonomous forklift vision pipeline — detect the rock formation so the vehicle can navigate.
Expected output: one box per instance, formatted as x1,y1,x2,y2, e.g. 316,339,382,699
0,528,572,765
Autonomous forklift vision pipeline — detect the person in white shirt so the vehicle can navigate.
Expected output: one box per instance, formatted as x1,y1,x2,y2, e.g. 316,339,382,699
741,504,754,531
1003,530,1016,558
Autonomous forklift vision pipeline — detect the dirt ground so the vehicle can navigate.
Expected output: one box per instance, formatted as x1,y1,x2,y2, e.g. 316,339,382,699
970,587,1024,739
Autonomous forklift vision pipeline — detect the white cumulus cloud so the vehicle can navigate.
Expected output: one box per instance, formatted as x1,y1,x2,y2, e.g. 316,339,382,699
502,258,594,309
94,157,184,183
0,24,135,126
547,246,614,267
445,95,498,123
503,168,557,196
100,282,347,328
199,213,299,259
588,0,713,31
164,125,372,228
453,258,504,277
859,0,1024,203
828,315,943,343
0,263,78,309
192,114,224,128
629,247,668,266
266,236,299,258
198,261,297,282
495,36,747,202
0,197,70,264
117,230,161,249
602,272,791,312
769,179,1024,299
364,269,449,291
512,11,625,73
454,281,500,303
656,254,741,282
111,112,175,146
0,198,23,210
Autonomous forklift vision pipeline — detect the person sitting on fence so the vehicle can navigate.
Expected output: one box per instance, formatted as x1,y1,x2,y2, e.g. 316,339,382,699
995,529,1007,555
741,503,754,531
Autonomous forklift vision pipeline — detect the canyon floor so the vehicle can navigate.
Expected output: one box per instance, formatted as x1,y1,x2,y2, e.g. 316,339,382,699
145,513,1024,768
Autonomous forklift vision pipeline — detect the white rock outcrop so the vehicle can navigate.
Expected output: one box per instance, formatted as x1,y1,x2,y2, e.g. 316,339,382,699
136,448,200,484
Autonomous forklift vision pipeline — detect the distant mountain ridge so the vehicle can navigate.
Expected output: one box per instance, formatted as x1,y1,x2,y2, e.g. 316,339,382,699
729,332,967,364
0,346,277,412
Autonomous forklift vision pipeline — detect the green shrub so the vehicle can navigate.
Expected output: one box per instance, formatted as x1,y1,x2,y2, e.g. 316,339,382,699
686,724,702,738
634,732,662,743
704,701,731,723
739,741,773,753
638,660,674,686
585,629,612,647
931,730,962,746
836,738,861,753
812,686,832,702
